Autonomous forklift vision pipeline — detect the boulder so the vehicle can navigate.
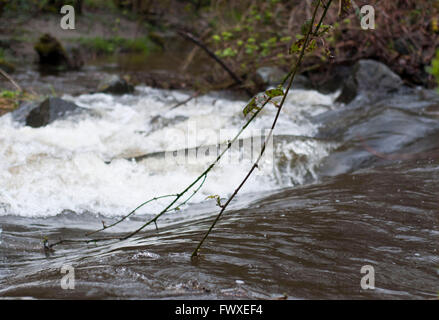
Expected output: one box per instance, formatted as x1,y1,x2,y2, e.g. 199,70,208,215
25,97,83,128
97,75,135,95
336,59,403,104
255,67,285,87
314,65,353,94
34,34,84,70
11,101,38,123
34,34,69,66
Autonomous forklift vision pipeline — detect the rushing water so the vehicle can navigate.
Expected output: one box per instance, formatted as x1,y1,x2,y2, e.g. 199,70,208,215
0,72,438,299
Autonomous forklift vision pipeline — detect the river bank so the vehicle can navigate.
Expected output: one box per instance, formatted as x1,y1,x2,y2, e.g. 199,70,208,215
1,1,438,104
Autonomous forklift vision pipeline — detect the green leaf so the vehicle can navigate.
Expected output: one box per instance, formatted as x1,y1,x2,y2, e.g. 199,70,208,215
205,195,222,207
243,97,257,116
221,47,237,57
306,39,317,52
221,31,233,40
290,38,304,54
243,97,265,116
212,34,221,42
265,88,284,98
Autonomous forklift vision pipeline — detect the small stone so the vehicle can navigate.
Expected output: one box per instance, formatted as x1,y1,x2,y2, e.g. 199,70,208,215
97,75,135,95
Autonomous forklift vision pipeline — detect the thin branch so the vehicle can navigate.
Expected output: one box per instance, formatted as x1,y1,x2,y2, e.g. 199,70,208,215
119,99,271,241
191,0,329,257
48,95,270,248
176,30,253,97
85,194,179,237
47,0,334,255
86,169,207,237
170,91,201,110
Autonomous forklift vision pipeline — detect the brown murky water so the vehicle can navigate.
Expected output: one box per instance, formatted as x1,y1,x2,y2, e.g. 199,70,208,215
1,159,438,299
0,66,438,299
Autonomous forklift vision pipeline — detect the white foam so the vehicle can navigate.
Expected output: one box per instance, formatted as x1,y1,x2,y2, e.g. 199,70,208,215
0,87,337,217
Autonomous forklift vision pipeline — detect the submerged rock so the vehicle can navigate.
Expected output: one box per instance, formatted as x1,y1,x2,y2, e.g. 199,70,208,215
336,59,403,104
25,97,83,128
255,67,286,87
97,75,135,95
149,115,188,131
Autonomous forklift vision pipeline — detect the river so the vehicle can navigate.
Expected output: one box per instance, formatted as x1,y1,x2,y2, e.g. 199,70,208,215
0,67,438,299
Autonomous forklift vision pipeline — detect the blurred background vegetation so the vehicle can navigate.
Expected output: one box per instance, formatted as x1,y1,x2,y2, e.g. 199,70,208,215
0,0,438,89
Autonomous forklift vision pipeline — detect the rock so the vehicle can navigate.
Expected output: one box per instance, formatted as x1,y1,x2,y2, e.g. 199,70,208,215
11,101,39,123
25,97,84,128
314,65,353,94
34,34,83,70
97,75,135,95
149,115,188,131
255,67,285,87
336,59,403,104
34,34,69,66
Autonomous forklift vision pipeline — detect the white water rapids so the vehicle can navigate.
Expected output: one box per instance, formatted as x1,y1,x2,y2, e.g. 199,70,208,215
0,86,338,217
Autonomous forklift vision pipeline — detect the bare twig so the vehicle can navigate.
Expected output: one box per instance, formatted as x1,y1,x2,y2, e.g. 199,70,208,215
176,30,253,97
180,29,210,72
85,194,179,237
170,91,201,110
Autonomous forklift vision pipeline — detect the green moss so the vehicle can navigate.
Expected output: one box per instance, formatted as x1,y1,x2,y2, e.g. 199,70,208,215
34,34,68,65
0,89,20,99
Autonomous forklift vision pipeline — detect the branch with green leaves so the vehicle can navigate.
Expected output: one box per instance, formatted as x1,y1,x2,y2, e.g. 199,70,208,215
47,95,273,248
47,0,335,258
192,0,333,257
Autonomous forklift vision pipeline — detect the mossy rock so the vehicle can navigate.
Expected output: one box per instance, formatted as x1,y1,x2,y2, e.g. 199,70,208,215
34,34,69,66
